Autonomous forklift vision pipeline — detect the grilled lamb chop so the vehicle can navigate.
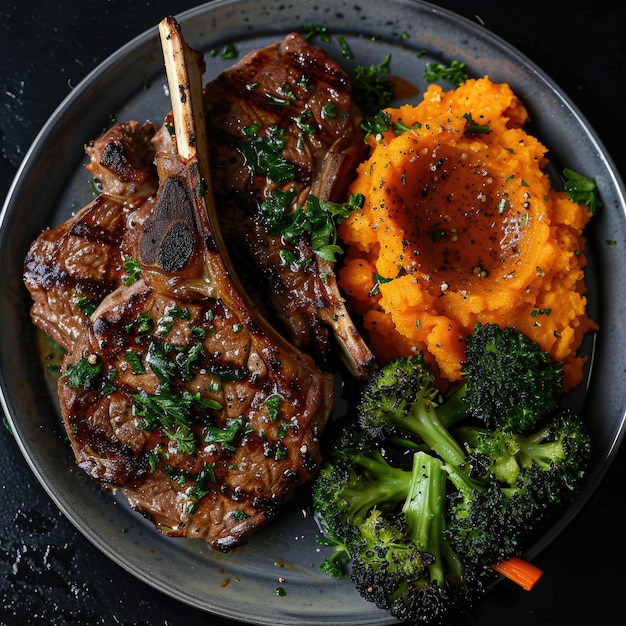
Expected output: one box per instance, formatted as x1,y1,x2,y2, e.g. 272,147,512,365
203,33,376,378
23,121,158,351
55,18,334,551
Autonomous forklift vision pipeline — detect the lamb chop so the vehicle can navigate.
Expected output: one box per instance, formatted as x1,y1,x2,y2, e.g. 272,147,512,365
54,17,334,552
203,33,376,378
23,120,159,352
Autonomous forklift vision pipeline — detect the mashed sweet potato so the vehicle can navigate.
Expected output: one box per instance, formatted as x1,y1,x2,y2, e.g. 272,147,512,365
338,77,597,390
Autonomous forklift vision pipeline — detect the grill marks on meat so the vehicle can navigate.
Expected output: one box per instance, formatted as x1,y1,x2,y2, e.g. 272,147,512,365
85,119,159,201
24,121,158,351
60,278,330,550
53,22,334,552
204,33,376,378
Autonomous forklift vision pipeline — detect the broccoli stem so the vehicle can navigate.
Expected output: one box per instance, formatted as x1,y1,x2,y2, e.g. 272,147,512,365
437,383,468,428
408,397,467,468
403,450,448,585
346,450,413,523
516,426,566,469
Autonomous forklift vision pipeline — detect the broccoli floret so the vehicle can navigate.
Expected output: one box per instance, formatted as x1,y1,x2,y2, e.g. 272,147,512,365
458,407,591,490
350,451,484,624
446,407,592,565
443,462,525,567
312,421,484,623
313,323,591,624
312,422,416,578
357,353,467,467
462,323,564,433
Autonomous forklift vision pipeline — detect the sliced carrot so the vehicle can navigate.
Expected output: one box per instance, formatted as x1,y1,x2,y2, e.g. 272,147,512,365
490,557,543,591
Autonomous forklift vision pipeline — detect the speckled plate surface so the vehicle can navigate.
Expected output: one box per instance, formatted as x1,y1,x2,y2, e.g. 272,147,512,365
1,0,626,624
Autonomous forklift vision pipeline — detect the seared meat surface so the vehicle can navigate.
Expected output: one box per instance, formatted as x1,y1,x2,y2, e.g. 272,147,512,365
22,27,376,551
24,121,158,351
51,24,334,551
204,33,375,378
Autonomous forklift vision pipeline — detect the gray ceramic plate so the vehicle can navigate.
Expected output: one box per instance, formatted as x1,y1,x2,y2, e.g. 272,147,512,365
2,0,626,624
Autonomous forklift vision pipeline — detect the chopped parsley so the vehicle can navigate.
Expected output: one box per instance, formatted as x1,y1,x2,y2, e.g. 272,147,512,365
75,294,97,317
424,59,468,87
300,24,331,43
259,190,363,264
337,35,353,59
462,112,490,136
186,462,217,515
156,306,191,336
266,395,282,422
282,193,365,263
204,417,245,451
369,272,393,297
361,110,392,141
563,168,602,215
239,127,295,183
233,509,249,521
132,387,221,456
61,356,101,390
121,258,142,286
321,103,338,119
210,42,238,59
125,350,146,375
351,54,393,116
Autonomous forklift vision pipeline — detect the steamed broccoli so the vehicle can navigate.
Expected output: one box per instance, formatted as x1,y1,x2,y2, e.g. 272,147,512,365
462,323,564,433
312,424,413,550
443,407,591,567
313,422,484,624
357,352,467,467
352,452,484,624
312,323,591,625
456,406,590,487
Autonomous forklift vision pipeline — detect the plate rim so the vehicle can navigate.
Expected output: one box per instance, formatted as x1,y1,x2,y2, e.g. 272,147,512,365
2,0,626,623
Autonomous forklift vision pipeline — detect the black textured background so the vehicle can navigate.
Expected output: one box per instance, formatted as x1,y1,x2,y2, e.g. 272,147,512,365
1,1,625,624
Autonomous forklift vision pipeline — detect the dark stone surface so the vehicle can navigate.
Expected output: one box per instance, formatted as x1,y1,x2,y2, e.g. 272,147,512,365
2,1,625,624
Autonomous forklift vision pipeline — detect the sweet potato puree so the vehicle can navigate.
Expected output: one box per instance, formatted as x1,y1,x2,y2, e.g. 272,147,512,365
338,77,597,390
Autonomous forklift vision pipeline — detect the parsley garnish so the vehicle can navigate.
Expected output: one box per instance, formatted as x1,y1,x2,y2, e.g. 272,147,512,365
186,461,217,515
125,350,146,375
301,24,331,42
321,103,338,119
279,193,365,263
563,168,602,215
259,190,363,263
361,110,392,141
233,509,249,521
369,273,393,297
274,444,288,461
352,54,393,116
210,43,238,59
393,120,422,136
156,305,190,336
145,341,179,385
293,110,316,135
462,112,490,136
204,417,245,451
76,294,96,317
122,258,142,286
132,388,195,431
61,357,101,390
259,187,299,234
337,35,354,59
424,59,468,87
239,128,295,183
207,364,248,382
132,387,220,456
266,395,282,422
